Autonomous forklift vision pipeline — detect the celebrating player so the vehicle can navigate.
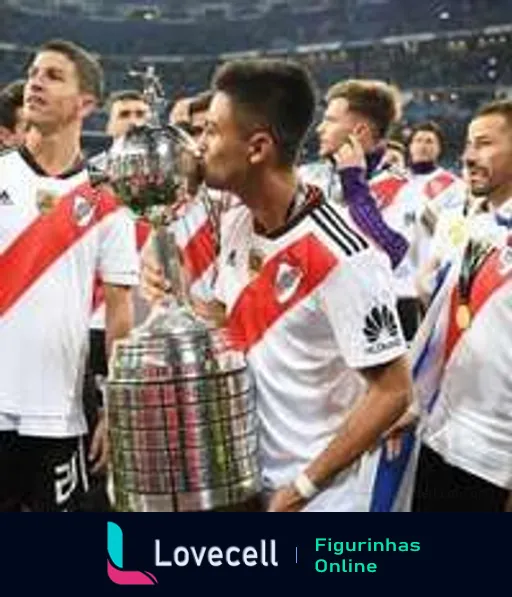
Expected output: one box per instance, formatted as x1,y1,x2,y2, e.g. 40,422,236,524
0,39,139,512
198,59,411,512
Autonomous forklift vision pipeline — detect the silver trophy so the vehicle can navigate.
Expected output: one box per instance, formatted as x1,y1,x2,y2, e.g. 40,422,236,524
101,67,261,512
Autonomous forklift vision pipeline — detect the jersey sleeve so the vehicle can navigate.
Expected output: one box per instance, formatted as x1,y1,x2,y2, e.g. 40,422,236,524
319,248,407,369
97,206,140,287
342,167,409,269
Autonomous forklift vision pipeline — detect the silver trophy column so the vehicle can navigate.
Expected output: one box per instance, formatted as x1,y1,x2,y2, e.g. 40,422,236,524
102,67,261,511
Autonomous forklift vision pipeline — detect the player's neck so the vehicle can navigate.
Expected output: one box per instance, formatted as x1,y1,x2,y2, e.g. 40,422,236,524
488,182,512,210
25,124,83,177
247,169,298,235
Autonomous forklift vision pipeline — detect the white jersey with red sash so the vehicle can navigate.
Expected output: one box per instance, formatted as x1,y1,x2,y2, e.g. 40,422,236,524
372,167,466,298
171,186,239,302
421,237,512,489
0,149,139,437
215,186,407,511
414,167,467,265
369,218,512,509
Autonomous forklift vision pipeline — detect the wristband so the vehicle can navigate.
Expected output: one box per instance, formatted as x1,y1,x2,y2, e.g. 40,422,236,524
293,472,319,500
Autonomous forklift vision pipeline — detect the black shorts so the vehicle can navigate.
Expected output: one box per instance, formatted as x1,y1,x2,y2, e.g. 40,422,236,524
84,329,107,420
412,444,509,512
0,432,89,512
397,298,422,343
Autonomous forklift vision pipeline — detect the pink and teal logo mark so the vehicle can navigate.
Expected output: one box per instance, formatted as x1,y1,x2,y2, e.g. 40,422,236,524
107,522,158,585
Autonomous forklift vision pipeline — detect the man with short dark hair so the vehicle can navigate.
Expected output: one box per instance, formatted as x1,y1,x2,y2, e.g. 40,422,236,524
141,89,233,307
32,38,105,105
187,91,213,138
394,99,512,511
87,88,151,510
406,121,466,263
0,80,27,149
105,90,150,139
377,120,467,339
0,39,139,512
199,59,411,511
408,121,445,167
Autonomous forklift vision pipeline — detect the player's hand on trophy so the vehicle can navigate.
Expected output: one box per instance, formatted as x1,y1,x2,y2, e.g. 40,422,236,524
192,298,228,327
89,410,109,475
267,485,307,513
332,134,367,172
139,238,170,304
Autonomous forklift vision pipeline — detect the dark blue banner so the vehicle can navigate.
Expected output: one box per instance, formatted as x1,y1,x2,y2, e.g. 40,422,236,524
2,514,509,595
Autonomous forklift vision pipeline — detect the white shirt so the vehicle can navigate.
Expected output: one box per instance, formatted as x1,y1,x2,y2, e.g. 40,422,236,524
299,161,342,203
0,149,139,437
215,196,407,511
374,167,466,298
411,167,467,266
170,187,221,302
432,197,512,262
421,238,512,489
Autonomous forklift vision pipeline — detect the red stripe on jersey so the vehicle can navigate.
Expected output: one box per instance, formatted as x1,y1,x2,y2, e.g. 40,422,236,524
227,233,338,353
370,175,408,210
424,171,456,201
91,217,151,313
0,182,119,316
443,249,512,367
136,218,152,249
181,220,216,284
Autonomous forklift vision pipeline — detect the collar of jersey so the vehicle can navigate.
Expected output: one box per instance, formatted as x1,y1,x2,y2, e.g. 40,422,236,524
366,146,386,179
18,146,86,179
409,162,437,175
253,184,324,240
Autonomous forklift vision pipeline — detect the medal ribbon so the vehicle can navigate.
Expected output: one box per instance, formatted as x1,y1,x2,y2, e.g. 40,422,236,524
444,241,512,368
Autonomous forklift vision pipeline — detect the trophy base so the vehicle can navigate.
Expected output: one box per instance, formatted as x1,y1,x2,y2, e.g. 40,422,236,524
111,481,262,513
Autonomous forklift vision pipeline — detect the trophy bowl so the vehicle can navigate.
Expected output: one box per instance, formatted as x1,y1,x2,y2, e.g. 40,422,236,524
106,326,260,512
105,123,200,217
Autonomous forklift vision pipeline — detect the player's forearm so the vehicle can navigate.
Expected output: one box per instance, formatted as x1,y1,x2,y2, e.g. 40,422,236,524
105,287,134,357
339,167,409,268
304,362,410,490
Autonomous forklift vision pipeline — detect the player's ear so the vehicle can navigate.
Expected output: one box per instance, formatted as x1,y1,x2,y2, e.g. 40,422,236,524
352,122,367,141
247,130,274,166
79,93,97,120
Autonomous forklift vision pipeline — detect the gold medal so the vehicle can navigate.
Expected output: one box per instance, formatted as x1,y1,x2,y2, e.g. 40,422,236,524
448,217,467,247
456,304,472,330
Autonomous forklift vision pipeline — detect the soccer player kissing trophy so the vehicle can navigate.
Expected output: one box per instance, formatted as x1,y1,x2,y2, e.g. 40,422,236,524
96,67,261,512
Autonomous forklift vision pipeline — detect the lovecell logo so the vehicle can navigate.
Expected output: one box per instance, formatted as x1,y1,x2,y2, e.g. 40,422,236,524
107,522,158,586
